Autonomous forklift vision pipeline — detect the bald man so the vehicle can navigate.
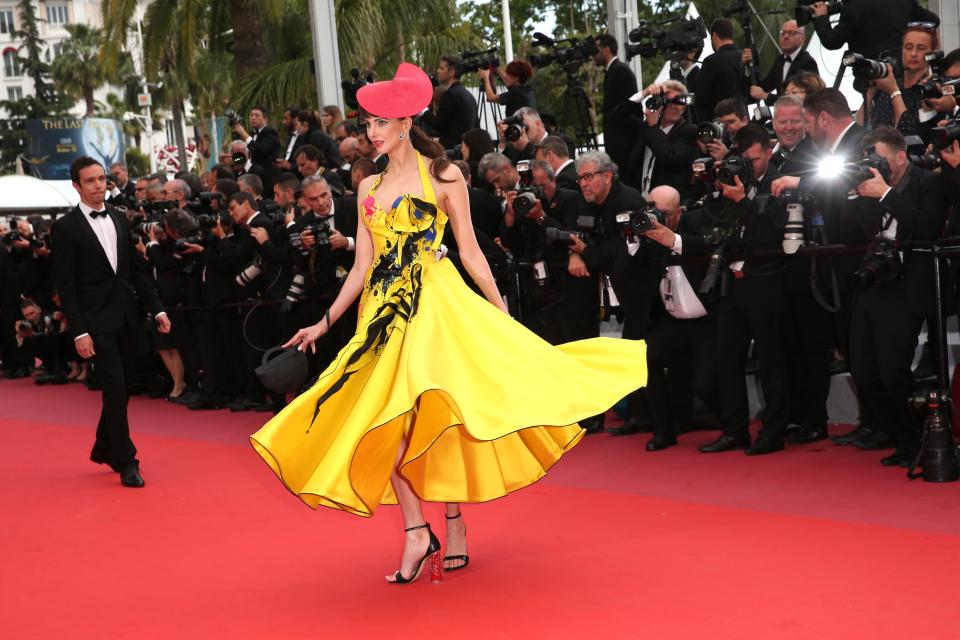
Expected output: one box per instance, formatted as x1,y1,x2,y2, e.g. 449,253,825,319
638,185,719,451
742,19,819,103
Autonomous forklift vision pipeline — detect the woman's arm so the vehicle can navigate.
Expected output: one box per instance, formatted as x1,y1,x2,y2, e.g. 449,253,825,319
285,179,376,351
477,69,500,104
439,165,508,313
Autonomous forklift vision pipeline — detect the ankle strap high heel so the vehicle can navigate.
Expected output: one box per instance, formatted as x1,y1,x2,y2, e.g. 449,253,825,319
442,514,470,572
390,522,442,584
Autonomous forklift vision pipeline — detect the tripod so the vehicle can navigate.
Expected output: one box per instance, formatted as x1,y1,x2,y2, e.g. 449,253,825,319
559,62,598,150
476,72,503,133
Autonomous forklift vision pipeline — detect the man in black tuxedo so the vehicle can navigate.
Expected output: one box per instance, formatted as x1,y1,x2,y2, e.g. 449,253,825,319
743,20,819,105
810,0,940,60
594,33,639,174
637,186,718,451
233,105,281,198
52,157,170,487
108,161,137,203
422,55,479,150
626,80,700,201
536,135,579,192
692,19,743,123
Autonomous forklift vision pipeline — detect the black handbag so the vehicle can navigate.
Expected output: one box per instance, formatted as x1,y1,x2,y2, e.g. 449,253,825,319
255,345,309,395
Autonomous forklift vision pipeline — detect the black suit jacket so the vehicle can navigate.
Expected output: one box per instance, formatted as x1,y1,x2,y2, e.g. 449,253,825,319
247,126,281,168
467,187,502,241
693,44,743,123
555,161,580,193
813,0,938,60
52,205,163,338
625,118,699,201
602,58,639,170
747,49,819,103
421,81,479,150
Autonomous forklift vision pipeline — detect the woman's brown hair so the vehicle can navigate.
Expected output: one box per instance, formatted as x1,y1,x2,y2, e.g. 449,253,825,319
359,107,454,183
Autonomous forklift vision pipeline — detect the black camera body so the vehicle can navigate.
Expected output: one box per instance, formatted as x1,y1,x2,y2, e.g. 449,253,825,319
543,214,603,245
341,67,376,109
933,116,960,150
717,153,755,187
626,16,707,61
224,109,242,127
514,160,545,215
837,151,892,191
696,121,728,146
842,50,901,93
462,47,501,74
615,205,667,243
190,191,225,216
290,219,332,255
646,93,695,112
854,235,903,288
502,113,526,142
528,33,598,69
795,0,843,27
2,230,42,250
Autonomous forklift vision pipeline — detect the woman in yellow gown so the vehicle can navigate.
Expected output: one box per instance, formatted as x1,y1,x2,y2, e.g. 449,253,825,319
250,63,647,584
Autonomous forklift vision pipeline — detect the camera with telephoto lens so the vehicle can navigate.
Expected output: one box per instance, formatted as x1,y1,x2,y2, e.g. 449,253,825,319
904,134,942,170
615,204,667,243
236,257,262,287
834,150,892,191
932,116,960,150
289,219,332,255
513,160,546,216
528,33,598,69
502,113,526,142
697,121,728,145
190,191,225,215
260,200,286,224
224,109,242,127
717,152,754,187
777,189,819,254
1,230,43,249
645,93,695,111
842,51,900,93
626,15,707,60
794,0,843,27
341,67,376,109
462,47,501,73
916,53,958,100
543,214,602,245
854,235,903,288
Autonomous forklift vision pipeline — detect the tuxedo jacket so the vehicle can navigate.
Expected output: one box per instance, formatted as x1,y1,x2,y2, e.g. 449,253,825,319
625,118,699,201
555,162,580,193
602,58,639,169
52,205,163,338
745,49,819,103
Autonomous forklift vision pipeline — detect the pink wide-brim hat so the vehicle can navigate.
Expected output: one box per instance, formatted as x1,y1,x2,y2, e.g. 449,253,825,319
357,62,433,118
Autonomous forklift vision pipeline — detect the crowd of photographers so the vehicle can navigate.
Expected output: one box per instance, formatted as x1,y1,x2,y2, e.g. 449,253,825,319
3,0,960,469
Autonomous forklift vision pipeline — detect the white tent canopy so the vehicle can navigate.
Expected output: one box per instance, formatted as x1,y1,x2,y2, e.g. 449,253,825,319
0,176,79,212
655,3,863,113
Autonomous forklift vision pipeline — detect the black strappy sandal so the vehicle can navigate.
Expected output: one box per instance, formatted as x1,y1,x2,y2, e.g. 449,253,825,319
388,523,441,584
443,513,470,571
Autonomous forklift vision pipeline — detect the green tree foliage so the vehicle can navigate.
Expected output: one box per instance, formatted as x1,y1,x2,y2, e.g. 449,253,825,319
51,24,110,117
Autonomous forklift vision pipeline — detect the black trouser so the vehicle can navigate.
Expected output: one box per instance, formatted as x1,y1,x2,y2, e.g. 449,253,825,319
646,315,718,439
783,258,833,430
198,305,244,404
849,284,924,447
239,302,281,403
715,276,790,441
89,327,139,469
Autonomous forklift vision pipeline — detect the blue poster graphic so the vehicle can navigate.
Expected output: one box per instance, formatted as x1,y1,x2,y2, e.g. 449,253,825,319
24,118,126,179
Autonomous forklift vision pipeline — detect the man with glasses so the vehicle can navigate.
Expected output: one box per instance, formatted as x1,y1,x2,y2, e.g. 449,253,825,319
743,20,819,105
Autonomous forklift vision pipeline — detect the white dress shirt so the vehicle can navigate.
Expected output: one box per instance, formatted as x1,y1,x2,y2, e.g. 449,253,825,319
284,132,299,161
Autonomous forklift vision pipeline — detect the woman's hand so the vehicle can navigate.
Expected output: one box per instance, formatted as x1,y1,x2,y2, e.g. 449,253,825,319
283,321,328,353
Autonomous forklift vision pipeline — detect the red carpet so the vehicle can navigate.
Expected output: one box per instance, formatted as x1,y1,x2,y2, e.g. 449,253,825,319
2,378,959,639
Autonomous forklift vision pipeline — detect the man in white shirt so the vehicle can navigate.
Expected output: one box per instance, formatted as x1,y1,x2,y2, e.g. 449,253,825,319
52,158,171,488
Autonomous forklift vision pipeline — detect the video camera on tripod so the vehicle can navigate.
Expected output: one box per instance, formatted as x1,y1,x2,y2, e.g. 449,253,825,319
794,0,844,27
528,32,598,69
625,15,707,61
341,67,376,110
462,47,501,73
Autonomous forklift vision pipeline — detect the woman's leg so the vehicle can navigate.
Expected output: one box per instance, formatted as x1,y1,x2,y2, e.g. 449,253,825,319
157,348,186,396
385,431,431,582
444,502,468,570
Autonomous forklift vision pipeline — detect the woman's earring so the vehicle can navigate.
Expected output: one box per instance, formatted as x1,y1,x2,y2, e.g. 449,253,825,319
399,130,407,140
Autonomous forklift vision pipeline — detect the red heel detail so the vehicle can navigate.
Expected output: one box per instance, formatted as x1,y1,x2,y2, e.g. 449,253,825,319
429,551,444,583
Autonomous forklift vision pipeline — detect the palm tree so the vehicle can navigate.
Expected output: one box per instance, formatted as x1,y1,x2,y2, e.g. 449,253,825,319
50,24,109,117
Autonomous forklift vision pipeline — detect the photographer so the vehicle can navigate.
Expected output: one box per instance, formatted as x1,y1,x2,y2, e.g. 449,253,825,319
594,33,639,172
700,98,751,162
294,145,347,196
285,175,357,368
843,126,949,464
566,151,655,435
743,19,819,104
109,161,137,203
231,105,281,197
637,186,718,451
696,125,792,455
626,80,699,200
535,134,579,192
421,55,479,150
478,59,537,118
272,173,303,226
500,106,549,164
14,299,73,384
162,179,193,213
858,22,949,143
771,94,816,174
691,19,743,123
809,0,939,60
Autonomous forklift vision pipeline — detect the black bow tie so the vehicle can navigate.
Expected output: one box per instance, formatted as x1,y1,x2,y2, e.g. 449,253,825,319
90,209,107,219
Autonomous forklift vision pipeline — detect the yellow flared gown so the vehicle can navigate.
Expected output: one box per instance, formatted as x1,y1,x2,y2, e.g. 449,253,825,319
250,153,647,516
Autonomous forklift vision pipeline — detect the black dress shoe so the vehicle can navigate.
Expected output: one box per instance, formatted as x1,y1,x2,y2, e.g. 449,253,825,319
745,436,785,456
120,462,145,488
699,434,750,453
880,449,915,467
850,430,894,451
785,425,828,445
831,425,871,446
188,399,224,411
608,417,648,437
646,434,677,451
227,397,255,412
581,415,606,434
90,452,123,473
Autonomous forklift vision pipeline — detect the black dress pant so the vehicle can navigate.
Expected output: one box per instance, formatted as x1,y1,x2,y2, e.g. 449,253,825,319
783,259,833,430
849,284,924,446
646,315,718,439
89,326,139,469
715,275,790,441
198,306,243,403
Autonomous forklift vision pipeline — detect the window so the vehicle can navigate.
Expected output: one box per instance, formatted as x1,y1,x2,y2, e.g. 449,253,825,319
0,9,14,35
3,48,20,77
46,4,67,25
7,86,22,101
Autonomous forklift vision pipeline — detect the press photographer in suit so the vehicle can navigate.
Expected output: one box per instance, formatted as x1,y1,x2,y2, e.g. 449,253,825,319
536,135,579,192
52,157,170,487
743,20,819,105
594,33,639,173
232,105,281,197
809,0,940,60
422,55,479,150
692,19,743,123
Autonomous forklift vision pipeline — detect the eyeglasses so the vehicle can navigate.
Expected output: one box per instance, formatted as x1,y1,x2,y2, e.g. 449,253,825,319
779,30,802,37
577,171,608,182
907,21,937,30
